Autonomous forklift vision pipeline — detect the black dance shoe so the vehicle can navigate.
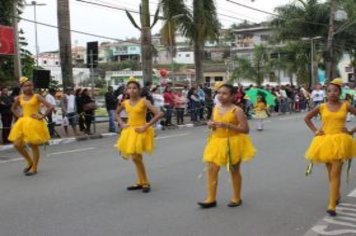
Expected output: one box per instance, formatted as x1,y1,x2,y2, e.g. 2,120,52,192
142,184,151,193
327,209,337,217
126,184,143,191
227,200,242,208
197,201,217,209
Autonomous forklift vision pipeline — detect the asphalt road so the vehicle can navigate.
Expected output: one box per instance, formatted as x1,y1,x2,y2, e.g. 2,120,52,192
1,114,356,236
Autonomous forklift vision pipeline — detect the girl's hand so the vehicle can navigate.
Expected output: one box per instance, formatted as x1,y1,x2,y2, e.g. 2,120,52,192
314,130,325,136
207,121,216,129
135,125,148,133
119,123,129,129
214,122,228,128
342,127,353,135
31,114,44,120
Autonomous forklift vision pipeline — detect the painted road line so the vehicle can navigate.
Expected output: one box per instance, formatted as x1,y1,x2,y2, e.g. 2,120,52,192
47,147,96,156
348,188,356,198
304,203,356,236
156,133,190,140
279,115,305,121
0,157,23,164
0,147,96,165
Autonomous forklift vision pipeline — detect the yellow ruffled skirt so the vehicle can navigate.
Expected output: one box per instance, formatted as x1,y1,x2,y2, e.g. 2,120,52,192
255,110,268,119
305,133,355,163
8,117,50,145
116,126,154,158
203,134,256,166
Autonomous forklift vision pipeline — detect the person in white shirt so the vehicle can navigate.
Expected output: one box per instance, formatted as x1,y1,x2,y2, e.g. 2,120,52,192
311,83,325,108
151,86,164,129
61,88,78,136
45,88,57,138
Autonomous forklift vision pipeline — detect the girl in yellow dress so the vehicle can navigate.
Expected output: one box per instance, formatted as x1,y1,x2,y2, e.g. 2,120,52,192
198,84,256,208
116,79,163,193
304,78,356,217
254,95,268,131
8,77,54,176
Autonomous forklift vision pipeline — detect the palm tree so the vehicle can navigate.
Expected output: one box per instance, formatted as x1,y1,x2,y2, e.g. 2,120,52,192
182,0,219,84
159,0,219,84
232,45,270,86
126,0,160,83
160,0,187,58
57,0,73,88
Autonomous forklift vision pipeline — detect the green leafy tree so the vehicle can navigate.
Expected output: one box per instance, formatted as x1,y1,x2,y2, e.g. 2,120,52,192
161,0,220,84
232,45,270,86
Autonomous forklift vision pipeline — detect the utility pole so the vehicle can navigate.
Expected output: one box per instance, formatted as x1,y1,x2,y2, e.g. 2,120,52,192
326,0,337,81
89,49,96,134
25,1,46,66
13,1,22,78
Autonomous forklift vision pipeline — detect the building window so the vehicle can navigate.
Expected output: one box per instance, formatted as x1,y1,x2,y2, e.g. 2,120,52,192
260,34,269,42
55,61,59,65
43,60,47,65
186,54,190,57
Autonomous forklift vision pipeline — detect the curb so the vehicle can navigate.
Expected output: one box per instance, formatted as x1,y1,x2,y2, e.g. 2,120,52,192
0,123,205,153
0,133,117,153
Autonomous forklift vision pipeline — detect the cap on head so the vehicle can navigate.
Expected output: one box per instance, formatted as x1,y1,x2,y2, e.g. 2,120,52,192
330,78,343,87
19,76,29,85
214,82,224,91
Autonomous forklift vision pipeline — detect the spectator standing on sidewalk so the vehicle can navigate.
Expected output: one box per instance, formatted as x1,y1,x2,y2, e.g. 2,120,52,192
188,87,200,123
75,88,85,133
0,87,14,144
61,88,78,136
197,85,206,120
174,92,187,125
311,83,325,108
45,88,57,138
204,83,213,120
163,85,175,126
152,86,164,129
105,86,118,133
81,89,96,135
141,81,154,122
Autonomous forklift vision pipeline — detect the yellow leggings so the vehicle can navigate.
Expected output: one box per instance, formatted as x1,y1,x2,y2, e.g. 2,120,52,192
13,140,40,172
326,161,343,211
132,154,149,185
205,162,242,203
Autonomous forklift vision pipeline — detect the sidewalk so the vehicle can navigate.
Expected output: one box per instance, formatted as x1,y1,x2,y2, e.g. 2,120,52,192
0,117,206,152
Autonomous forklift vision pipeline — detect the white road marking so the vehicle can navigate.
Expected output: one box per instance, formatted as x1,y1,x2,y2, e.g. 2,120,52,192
279,115,305,121
156,133,189,140
0,147,96,165
348,188,356,198
0,158,23,164
47,147,95,156
304,203,356,236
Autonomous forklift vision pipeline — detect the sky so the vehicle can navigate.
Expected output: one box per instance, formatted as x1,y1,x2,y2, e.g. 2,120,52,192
18,0,295,54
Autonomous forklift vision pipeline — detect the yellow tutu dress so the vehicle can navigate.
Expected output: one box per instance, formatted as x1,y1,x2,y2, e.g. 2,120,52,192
116,99,154,157
8,94,50,144
254,102,268,119
203,107,256,166
305,102,354,163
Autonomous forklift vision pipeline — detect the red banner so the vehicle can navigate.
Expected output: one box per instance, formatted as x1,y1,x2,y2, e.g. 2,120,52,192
0,25,15,55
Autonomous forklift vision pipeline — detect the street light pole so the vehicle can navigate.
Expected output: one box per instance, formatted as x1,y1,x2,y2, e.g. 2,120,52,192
13,1,22,78
25,1,46,66
302,36,323,87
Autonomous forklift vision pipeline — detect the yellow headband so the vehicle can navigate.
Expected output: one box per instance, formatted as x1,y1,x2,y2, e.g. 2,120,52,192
330,78,343,87
19,76,29,85
214,82,225,91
